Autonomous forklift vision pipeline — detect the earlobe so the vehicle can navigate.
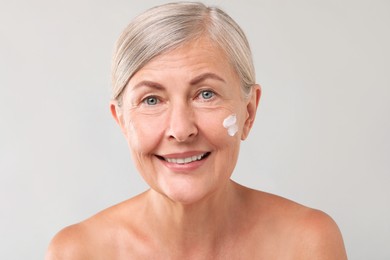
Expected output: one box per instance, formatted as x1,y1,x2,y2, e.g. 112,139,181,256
241,84,261,140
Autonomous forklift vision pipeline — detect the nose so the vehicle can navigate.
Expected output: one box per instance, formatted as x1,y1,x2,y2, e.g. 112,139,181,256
167,102,198,142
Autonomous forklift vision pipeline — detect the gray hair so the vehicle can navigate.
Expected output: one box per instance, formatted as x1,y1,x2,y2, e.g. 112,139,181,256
111,2,255,101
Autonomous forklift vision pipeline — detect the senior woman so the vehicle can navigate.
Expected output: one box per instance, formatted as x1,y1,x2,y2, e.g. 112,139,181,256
47,2,347,259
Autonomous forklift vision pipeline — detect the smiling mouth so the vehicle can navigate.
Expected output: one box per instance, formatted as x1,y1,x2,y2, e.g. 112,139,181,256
156,152,210,164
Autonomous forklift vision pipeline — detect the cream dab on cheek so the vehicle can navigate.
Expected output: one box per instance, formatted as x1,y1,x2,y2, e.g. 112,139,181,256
223,114,238,137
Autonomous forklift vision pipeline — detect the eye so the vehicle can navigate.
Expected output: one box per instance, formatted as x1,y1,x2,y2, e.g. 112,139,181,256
199,90,215,100
142,96,159,106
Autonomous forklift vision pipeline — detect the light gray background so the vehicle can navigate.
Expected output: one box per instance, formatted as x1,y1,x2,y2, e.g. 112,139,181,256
1,0,389,259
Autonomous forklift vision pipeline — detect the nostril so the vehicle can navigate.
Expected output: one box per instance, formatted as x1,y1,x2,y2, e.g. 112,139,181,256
167,106,198,142
168,128,198,142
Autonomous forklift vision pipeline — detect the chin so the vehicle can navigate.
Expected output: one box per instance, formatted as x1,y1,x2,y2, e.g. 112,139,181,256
157,181,216,205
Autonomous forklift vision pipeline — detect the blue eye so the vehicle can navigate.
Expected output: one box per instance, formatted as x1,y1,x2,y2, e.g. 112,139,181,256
143,96,159,105
200,90,214,100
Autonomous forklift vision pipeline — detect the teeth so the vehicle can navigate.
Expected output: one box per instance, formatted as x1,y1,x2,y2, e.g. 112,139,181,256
165,153,207,164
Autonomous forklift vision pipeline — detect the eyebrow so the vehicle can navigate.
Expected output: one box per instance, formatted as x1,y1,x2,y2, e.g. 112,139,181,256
190,73,226,85
131,72,226,90
132,81,165,90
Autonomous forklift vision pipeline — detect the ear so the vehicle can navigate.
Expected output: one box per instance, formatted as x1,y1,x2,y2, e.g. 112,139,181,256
241,84,261,140
110,100,127,136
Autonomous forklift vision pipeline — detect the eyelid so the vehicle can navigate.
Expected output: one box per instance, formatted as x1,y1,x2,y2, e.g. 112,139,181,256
196,89,216,100
141,95,161,106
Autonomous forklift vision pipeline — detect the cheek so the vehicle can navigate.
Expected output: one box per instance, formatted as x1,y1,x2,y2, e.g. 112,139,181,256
124,114,164,153
196,109,241,144
223,114,239,137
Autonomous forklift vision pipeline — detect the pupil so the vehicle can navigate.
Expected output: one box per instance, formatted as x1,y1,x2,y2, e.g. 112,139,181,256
147,97,156,105
202,91,212,99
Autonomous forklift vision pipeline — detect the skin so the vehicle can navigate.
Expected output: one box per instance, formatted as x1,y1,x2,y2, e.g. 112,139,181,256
46,37,347,259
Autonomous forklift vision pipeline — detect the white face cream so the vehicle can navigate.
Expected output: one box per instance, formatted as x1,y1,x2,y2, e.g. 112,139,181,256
223,114,238,136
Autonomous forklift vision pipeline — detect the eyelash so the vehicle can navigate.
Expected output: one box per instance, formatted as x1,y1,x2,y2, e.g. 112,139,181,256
140,89,216,106
141,96,160,106
197,90,216,101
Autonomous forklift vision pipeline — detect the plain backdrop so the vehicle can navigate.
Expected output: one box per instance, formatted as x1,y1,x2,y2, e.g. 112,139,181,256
1,0,389,259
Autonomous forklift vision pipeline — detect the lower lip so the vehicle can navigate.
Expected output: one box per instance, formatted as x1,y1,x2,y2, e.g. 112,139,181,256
158,155,209,173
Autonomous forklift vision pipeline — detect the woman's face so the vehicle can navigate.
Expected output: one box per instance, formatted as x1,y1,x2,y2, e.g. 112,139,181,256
112,37,259,204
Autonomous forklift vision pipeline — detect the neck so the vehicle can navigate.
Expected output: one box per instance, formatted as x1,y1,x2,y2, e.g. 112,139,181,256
145,180,244,254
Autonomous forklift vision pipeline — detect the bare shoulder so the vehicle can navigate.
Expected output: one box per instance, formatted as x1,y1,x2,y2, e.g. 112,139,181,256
45,223,92,260
244,188,347,259
292,208,348,259
45,193,147,260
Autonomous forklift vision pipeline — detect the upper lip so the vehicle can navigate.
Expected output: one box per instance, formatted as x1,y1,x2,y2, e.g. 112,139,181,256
158,151,208,159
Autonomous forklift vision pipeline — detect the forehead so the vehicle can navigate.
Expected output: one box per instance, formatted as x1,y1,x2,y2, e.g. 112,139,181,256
132,37,238,80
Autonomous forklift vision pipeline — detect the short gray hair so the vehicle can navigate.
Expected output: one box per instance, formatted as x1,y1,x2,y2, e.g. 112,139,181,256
111,2,255,101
